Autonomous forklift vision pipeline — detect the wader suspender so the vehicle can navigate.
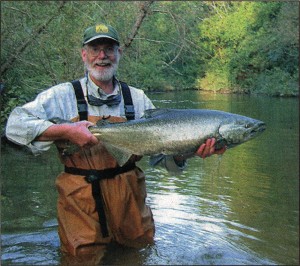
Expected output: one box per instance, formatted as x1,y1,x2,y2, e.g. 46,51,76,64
67,79,136,238
70,80,135,121
71,80,88,121
119,81,135,121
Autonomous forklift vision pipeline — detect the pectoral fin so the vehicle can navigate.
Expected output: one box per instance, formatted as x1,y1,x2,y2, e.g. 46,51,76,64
102,142,133,167
149,154,165,167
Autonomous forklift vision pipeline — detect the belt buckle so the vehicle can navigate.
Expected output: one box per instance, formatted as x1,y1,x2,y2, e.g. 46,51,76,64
85,171,99,183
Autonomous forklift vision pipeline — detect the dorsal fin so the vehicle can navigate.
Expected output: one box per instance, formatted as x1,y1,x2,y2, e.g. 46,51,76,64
96,119,111,127
143,108,172,119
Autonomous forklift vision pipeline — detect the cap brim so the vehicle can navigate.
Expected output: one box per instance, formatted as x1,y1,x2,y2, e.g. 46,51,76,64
83,35,119,45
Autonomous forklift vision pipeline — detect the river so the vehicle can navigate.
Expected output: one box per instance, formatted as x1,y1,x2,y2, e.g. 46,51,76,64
1,91,299,265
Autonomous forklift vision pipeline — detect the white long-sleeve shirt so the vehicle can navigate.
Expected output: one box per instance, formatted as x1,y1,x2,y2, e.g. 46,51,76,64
6,76,154,154
6,76,186,172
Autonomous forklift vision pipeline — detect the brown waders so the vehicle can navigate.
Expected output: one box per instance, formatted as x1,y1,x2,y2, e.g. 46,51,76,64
55,116,155,256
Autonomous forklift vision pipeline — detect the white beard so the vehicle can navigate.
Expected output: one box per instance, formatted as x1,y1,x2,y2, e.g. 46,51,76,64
87,63,117,81
85,55,120,82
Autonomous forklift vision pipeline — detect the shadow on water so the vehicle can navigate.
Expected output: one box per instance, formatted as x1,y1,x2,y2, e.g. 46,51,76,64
1,91,299,265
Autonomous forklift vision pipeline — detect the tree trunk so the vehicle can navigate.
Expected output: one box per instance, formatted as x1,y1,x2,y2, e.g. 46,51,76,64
123,1,154,50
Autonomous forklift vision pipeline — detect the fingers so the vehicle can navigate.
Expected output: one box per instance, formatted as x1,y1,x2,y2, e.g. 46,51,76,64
82,134,99,148
204,138,215,157
69,121,98,148
196,138,214,158
196,138,226,159
214,146,227,155
79,121,98,145
197,143,205,155
77,120,95,128
81,131,99,148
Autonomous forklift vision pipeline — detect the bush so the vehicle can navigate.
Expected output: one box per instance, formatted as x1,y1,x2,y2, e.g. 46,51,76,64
252,67,299,96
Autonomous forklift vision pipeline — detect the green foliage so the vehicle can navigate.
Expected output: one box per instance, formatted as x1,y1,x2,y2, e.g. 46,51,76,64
119,1,207,91
1,1,299,130
252,67,299,97
196,65,233,92
198,2,299,95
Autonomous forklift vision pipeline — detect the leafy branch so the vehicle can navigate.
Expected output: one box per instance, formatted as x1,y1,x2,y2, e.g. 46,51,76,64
1,1,67,76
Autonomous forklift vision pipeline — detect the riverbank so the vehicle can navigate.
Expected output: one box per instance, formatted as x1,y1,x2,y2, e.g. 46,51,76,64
146,87,299,98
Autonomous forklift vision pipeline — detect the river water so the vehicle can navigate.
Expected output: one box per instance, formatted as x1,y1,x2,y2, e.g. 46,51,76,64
1,91,299,265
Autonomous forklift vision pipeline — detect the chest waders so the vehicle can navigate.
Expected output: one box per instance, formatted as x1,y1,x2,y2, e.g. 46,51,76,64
64,79,136,238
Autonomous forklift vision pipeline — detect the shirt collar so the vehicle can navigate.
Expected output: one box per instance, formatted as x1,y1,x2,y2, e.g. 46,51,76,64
86,73,120,99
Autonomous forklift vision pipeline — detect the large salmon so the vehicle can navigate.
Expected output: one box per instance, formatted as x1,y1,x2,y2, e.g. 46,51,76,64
52,108,266,166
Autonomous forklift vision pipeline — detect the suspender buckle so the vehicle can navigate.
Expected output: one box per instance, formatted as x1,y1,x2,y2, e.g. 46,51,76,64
124,105,135,115
77,103,88,113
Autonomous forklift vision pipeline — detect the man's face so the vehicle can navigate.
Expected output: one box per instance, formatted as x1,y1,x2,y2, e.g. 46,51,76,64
81,39,121,82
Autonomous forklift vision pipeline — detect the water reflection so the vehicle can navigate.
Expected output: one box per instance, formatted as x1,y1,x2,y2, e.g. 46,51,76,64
1,91,298,265
1,228,60,265
142,158,275,265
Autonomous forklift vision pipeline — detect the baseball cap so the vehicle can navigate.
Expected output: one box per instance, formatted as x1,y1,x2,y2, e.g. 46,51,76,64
82,23,120,46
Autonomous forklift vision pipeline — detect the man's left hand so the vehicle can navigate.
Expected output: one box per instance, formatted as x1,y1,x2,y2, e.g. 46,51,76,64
196,138,226,159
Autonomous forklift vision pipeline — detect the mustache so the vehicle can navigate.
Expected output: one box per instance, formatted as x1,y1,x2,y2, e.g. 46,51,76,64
94,60,112,66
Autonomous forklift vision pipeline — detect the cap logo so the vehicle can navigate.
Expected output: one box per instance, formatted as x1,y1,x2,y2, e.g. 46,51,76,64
95,24,109,33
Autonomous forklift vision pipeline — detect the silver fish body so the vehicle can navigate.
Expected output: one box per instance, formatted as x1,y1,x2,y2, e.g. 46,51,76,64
87,108,266,166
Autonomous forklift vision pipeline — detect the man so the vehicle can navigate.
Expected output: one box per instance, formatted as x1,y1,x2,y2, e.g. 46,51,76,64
5,23,225,257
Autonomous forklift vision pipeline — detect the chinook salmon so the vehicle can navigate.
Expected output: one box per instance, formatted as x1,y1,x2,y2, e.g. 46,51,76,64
52,108,266,166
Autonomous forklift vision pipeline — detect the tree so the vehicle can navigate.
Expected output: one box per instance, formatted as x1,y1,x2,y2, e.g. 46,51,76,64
197,1,299,96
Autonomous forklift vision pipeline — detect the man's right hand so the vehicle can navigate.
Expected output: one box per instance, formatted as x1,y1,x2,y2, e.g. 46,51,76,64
64,121,99,148
37,121,99,149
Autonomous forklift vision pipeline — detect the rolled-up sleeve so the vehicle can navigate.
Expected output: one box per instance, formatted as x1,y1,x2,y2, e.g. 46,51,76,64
5,83,78,154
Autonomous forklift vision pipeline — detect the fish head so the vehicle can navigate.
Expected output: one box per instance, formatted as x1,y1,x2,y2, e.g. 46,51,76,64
218,116,266,148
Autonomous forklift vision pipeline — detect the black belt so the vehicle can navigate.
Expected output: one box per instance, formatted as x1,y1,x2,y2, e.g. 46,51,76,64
64,163,136,238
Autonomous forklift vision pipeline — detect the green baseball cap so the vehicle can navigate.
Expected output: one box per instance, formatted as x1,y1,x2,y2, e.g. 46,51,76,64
82,23,120,46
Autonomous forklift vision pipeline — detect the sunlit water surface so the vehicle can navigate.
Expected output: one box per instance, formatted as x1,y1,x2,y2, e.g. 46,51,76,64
1,91,299,265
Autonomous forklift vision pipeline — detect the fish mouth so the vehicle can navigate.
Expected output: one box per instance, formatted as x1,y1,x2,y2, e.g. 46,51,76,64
256,122,266,132
249,122,266,137
239,122,266,144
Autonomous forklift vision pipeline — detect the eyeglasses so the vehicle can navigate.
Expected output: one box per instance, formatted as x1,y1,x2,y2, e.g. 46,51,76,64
86,46,117,57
